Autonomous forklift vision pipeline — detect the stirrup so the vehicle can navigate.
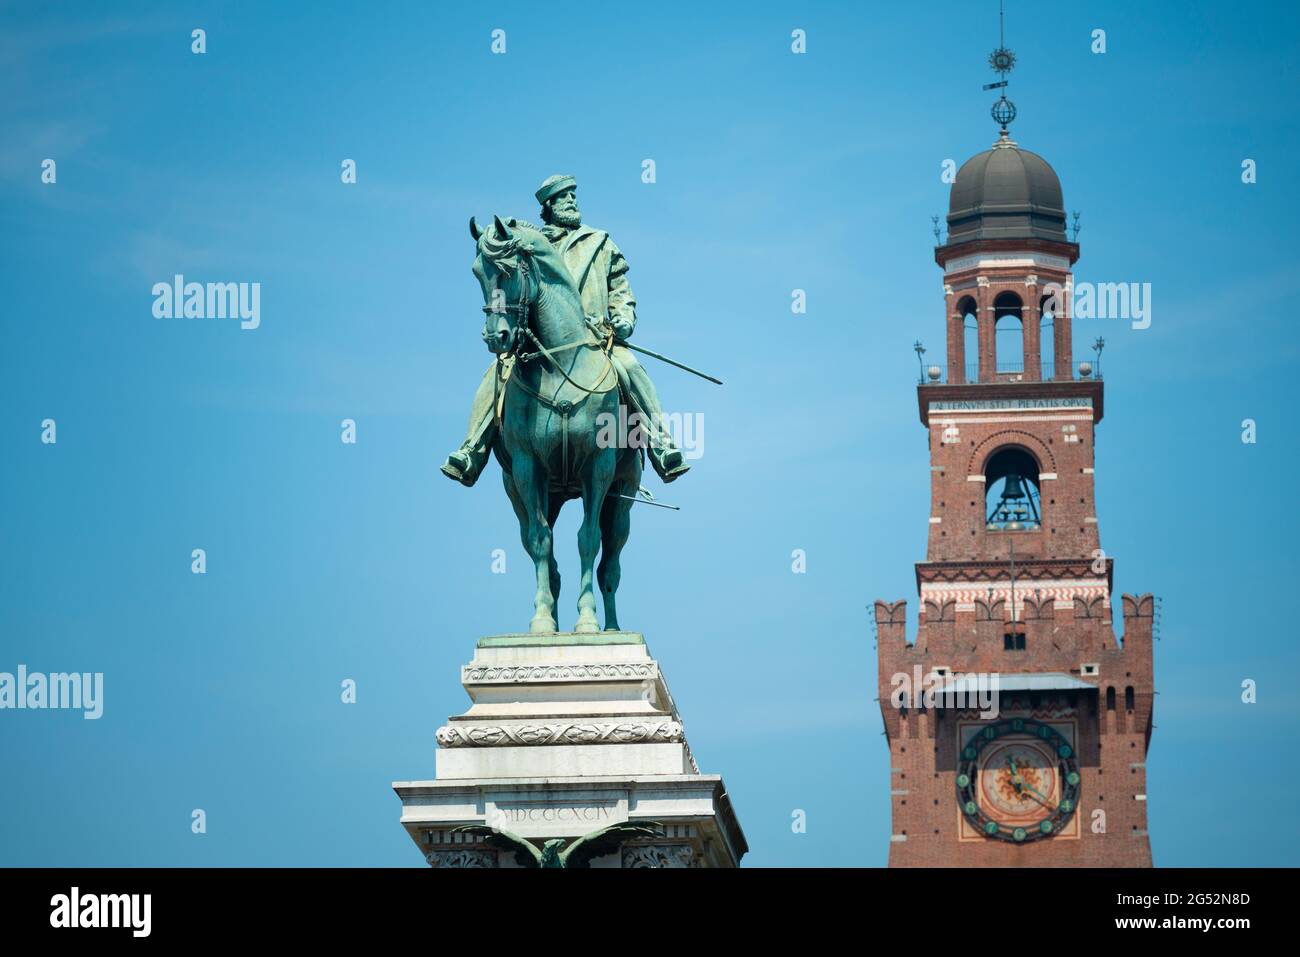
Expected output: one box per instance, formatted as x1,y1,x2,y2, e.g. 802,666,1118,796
660,461,690,483
652,449,690,484
441,451,477,487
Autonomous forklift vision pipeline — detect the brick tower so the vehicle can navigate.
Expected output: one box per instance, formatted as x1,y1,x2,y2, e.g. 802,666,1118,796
873,121,1155,866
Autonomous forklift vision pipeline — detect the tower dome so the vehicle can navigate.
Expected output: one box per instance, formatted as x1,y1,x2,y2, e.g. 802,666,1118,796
945,132,1067,246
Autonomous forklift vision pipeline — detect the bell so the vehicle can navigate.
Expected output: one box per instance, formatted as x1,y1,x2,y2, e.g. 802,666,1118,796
1001,474,1027,502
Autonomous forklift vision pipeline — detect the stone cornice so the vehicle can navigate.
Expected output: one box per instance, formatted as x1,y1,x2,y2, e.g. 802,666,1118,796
916,557,1114,593
936,236,1080,269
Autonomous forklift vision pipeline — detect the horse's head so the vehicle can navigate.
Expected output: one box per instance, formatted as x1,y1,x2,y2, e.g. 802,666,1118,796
471,215,550,355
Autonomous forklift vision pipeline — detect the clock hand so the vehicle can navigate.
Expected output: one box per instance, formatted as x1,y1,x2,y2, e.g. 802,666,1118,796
1022,780,1049,801
1022,788,1056,810
1005,757,1037,800
1006,757,1023,789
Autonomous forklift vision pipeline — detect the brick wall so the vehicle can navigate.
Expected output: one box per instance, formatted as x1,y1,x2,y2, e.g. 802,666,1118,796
874,595,1154,867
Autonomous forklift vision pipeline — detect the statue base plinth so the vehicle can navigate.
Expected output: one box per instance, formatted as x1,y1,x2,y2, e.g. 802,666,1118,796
392,631,747,868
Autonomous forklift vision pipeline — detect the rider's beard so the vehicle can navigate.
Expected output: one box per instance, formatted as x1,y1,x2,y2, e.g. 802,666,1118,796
550,204,582,229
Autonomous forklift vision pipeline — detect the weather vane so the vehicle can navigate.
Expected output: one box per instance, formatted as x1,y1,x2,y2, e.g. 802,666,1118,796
984,1,1017,132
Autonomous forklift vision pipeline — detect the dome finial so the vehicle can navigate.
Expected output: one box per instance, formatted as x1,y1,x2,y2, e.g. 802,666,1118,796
983,1,1017,134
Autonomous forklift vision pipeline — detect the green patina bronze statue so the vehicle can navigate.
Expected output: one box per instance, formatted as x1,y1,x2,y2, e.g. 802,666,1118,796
442,175,688,488
446,175,694,634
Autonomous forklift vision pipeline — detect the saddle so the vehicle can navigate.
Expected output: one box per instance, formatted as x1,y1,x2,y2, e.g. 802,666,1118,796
492,327,632,496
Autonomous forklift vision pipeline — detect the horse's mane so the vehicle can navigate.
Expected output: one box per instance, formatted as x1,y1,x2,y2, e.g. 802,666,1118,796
478,218,575,295
480,218,544,273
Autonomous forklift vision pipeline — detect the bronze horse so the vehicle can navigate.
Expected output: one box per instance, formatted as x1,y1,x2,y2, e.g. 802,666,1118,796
471,216,642,633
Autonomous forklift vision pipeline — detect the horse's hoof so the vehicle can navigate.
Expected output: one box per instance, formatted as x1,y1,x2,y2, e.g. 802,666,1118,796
574,615,600,634
529,615,558,634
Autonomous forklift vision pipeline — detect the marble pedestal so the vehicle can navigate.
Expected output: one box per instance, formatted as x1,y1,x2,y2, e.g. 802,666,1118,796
392,632,747,868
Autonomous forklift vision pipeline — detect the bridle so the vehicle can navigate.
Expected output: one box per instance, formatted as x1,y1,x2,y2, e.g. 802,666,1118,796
480,246,534,351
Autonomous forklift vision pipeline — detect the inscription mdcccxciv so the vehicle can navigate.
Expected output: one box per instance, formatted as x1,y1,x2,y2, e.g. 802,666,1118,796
495,804,616,824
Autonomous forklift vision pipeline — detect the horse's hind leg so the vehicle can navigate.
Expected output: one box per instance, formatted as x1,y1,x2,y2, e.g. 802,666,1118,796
576,448,616,633
598,468,636,632
509,452,557,633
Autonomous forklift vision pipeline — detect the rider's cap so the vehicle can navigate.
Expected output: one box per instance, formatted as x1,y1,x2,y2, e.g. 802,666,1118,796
535,174,577,206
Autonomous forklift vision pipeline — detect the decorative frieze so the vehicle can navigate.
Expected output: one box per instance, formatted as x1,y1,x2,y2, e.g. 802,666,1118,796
462,662,655,683
943,252,1070,275
918,558,1104,583
424,848,498,868
921,579,1108,609
435,720,685,748
622,844,698,868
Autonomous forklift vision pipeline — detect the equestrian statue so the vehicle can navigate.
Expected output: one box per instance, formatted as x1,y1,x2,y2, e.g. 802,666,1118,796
446,175,710,634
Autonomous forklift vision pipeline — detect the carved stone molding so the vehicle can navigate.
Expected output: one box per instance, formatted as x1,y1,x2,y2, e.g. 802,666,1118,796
462,662,656,683
622,844,697,868
425,848,498,868
435,720,684,748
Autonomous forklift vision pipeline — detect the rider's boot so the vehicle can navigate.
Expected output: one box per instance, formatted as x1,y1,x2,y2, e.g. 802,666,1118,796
443,371,498,487
441,441,490,487
613,349,691,484
648,444,690,483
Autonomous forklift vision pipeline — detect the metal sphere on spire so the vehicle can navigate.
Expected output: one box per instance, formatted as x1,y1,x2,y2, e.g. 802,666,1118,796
991,95,1017,129
983,1,1018,132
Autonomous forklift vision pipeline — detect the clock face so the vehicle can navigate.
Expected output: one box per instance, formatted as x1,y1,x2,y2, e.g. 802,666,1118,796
957,718,1080,843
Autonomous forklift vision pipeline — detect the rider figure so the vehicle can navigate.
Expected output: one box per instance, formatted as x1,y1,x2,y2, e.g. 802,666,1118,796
442,174,689,487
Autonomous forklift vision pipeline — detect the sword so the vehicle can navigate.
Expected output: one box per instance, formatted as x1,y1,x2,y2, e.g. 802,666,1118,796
586,319,723,385
612,493,680,511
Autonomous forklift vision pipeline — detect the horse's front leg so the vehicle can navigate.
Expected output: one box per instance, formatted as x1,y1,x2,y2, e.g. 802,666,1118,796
576,444,617,633
509,451,556,633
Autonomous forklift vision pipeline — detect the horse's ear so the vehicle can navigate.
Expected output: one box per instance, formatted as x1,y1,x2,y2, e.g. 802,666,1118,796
493,215,511,239
469,216,482,241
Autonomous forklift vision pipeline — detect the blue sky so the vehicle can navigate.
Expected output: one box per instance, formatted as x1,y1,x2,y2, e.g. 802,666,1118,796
1,0,1297,867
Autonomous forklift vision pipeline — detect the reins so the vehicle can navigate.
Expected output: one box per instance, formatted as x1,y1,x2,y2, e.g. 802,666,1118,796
488,249,619,488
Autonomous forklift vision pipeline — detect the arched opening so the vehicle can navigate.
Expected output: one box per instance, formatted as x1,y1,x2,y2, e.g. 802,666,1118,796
1039,293,1056,381
1106,687,1116,711
957,296,978,381
993,291,1023,375
1125,687,1135,712
984,445,1042,531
